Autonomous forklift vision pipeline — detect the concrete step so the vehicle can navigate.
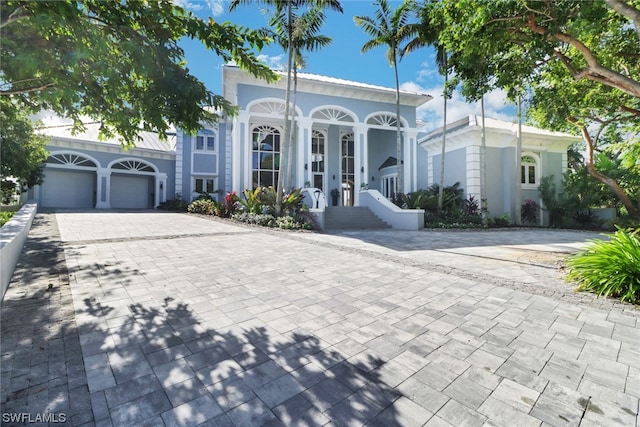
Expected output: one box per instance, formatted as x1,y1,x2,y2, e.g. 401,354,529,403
325,206,390,230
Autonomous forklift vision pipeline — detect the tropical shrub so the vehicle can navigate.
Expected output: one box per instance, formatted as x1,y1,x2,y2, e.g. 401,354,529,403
566,228,640,303
488,214,511,228
232,212,276,227
0,211,15,228
521,199,539,225
187,199,217,215
539,170,616,229
275,215,310,230
281,188,305,215
239,188,265,214
158,199,189,212
404,183,484,228
222,192,239,217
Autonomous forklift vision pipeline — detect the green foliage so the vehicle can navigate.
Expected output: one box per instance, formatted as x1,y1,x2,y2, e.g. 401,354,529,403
157,199,189,212
1,0,276,146
0,102,48,202
487,214,511,228
0,211,15,227
187,199,217,215
424,0,640,218
566,228,640,303
281,188,305,215
239,187,266,214
222,192,239,218
521,199,539,225
539,172,615,229
400,182,483,227
231,212,312,230
232,212,276,227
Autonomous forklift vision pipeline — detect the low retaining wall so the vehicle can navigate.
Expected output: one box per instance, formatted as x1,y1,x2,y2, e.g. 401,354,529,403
1,202,37,301
359,190,424,230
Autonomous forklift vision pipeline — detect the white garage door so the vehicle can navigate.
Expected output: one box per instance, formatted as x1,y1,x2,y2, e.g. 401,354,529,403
110,174,152,209
41,169,95,208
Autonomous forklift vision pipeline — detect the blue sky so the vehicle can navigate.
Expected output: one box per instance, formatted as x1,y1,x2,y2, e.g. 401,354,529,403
177,0,516,130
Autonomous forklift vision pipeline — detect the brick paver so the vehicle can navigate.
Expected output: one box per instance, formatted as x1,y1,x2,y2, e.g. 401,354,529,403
1,211,639,426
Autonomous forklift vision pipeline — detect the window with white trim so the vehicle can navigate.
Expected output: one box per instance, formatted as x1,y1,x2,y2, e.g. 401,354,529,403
194,177,215,195
195,134,216,152
521,154,539,187
251,125,281,188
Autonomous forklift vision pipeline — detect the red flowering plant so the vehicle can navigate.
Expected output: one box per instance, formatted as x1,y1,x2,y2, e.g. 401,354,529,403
223,191,239,218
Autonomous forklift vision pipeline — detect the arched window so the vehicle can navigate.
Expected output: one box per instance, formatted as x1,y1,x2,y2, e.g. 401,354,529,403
251,125,281,188
111,159,156,174
46,152,97,169
521,153,540,187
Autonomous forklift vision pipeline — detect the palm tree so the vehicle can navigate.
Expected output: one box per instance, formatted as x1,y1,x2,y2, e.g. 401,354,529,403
403,1,448,213
230,0,342,213
266,6,334,189
355,0,417,196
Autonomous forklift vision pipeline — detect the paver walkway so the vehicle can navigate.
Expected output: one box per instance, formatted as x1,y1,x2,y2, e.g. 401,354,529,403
1,211,639,426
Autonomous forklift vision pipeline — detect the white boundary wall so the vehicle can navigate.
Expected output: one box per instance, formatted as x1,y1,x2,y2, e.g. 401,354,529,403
1,202,37,301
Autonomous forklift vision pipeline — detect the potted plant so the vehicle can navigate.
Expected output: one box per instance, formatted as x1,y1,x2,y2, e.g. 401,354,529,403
330,188,339,206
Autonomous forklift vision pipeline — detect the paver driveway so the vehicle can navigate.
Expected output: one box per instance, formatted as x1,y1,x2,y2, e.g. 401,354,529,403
1,211,639,426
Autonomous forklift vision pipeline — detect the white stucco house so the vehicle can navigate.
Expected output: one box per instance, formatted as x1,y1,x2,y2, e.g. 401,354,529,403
30,65,579,228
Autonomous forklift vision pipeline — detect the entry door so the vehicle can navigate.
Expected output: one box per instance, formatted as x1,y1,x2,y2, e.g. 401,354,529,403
340,133,354,207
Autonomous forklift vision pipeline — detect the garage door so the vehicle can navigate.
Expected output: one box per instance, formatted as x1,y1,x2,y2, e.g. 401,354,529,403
41,169,96,208
110,174,152,209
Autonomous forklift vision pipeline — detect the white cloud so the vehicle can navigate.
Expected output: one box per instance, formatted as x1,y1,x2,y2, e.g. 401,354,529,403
204,0,225,16
402,81,516,131
257,54,286,71
173,0,225,16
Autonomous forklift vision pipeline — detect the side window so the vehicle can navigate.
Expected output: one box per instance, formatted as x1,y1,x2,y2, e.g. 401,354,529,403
521,154,539,187
195,134,215,152
194,177,215,195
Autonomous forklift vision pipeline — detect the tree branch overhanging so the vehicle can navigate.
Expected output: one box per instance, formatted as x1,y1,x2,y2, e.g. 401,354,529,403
604,0,640,41
568,116,640,219
0,82,55,96
526,13,640,98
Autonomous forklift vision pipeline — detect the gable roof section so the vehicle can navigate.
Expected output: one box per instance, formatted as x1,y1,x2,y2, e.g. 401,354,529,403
38,122,176,153
420,115,581,146
223,65,432,108
378,156,398,170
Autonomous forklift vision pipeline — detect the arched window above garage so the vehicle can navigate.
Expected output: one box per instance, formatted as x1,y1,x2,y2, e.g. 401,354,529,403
47,153,97,169
110,159,156,174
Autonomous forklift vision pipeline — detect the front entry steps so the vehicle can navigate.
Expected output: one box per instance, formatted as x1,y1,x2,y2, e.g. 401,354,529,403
324,206,391,230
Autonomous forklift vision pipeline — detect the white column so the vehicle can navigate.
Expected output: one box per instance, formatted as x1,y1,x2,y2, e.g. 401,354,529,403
175,129,184,199
95,168,111,209
405,129,419,193
234,111,250,193
155,173,168,208
298,118,313,188
354,124,368,206
466,144,481,201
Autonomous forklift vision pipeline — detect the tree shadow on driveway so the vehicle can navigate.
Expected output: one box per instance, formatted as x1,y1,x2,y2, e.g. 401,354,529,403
78,296,404,426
